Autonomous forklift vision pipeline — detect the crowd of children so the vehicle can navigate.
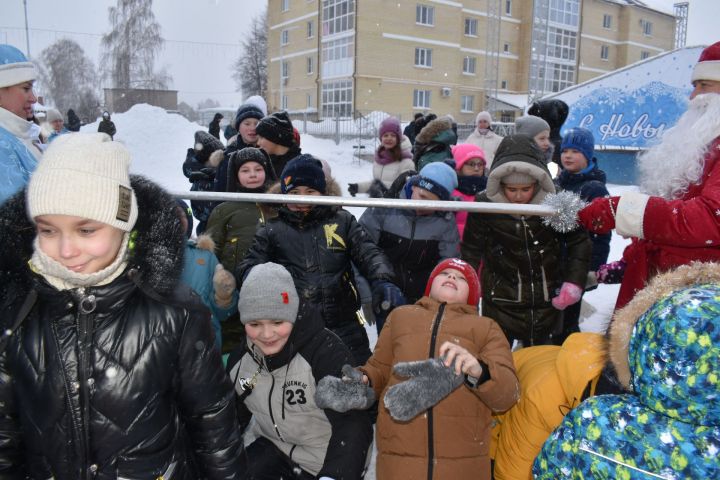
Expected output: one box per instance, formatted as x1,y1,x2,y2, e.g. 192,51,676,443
4,38,720,476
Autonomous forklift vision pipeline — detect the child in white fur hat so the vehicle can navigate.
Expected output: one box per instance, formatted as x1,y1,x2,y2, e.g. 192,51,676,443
0,133,244,478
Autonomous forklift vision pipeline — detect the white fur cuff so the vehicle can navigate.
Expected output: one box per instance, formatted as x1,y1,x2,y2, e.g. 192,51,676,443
616,192,650,239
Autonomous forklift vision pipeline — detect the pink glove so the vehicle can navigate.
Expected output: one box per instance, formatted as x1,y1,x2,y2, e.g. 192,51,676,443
551,282,583,310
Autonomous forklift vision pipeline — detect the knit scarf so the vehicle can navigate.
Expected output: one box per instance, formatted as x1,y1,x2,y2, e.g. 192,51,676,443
29,233,131,291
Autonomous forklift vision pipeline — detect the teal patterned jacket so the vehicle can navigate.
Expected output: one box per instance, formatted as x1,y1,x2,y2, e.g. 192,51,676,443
533,283,720,479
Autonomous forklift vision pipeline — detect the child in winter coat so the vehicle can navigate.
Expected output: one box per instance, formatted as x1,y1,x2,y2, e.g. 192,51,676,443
413,116,458,170
535,262,720,479
255,111,301,179
555,127,611,342
97,110,116,139
316,258,518,480
348,116,415,198
227,262,373,480
461,135,591,346
238,154,402,365
515,115,553,164
359,162,460,330
451,143,487,237
205,147,271,353
176,199,238,350
214,96,266,193
0,134,243,478
182,130,224,234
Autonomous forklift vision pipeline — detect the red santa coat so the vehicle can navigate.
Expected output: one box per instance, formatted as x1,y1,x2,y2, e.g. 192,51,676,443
615,136,720,309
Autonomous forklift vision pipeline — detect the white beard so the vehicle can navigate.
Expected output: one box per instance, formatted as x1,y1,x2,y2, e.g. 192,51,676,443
638,93,720,199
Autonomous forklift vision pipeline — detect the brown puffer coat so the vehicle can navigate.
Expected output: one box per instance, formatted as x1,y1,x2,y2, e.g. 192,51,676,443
361,297,519,480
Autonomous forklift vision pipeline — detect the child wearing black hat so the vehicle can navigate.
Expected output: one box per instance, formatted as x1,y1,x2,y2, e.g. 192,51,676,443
256,111,301,179
182,130,225,233
238,154,402,365
461,135,592,347
227,262,372,480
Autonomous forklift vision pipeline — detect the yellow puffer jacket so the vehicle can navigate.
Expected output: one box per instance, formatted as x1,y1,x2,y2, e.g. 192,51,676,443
490,332,607,480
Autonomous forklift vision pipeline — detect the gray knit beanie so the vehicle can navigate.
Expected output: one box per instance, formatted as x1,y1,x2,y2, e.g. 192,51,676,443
501,171,537,185
515,115,550,138
238,262,299,324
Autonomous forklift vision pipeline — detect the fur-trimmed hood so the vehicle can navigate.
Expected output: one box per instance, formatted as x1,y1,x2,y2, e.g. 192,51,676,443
415,117,455,145
0,175,186,298
610,261,720,391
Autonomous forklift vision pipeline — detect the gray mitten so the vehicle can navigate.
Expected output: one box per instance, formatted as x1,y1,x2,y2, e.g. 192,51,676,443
384,357,464,422
315,364,376,413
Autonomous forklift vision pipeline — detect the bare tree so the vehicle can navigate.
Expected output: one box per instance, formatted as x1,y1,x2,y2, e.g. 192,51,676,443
101,0,170,89
38,38,100,121
232,9,267,98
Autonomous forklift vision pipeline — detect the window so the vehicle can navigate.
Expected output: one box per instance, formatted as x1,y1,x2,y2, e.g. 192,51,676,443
602,14,612,29
461,95,474,112
307,93,313,108
416,4,435,26
505,0,512,16
547,26,578,61
322,0,355,36
282,0,290,12
548,0,580,27
307,20,314,38
503,43,510,54
415,47,433,68
463,56,476,74
642,20,653,36
281,95,288,110
282,61,289,79
464,18,478,36
322,36,354,78
501,80,508,89
307,56,314,74
600,45,609,60
281,29,289,46
413,89,431,109
641,51,650,60
322,79,353,118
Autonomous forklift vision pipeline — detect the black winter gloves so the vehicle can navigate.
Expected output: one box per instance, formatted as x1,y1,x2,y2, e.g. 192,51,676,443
384,357,464,422
315,365,376,412
371,281,406,317
348,183,359,197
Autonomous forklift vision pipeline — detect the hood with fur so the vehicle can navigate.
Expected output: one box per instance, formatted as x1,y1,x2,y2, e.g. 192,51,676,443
415,117,455,145
486,135,555,204
0,175,186,297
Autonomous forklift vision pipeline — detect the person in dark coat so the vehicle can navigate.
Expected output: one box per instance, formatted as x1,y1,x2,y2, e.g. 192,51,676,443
554,128,610,343
461,135,591,347
403,112,425,146
65,108,81,132
0,134,244,479
413,116,458,170
214,98,266,193
527,99,569,166
238,155,402,365
227,263,372,480
97,110,116,140
255,111,301,179
182,130,224,234
208,112,223,139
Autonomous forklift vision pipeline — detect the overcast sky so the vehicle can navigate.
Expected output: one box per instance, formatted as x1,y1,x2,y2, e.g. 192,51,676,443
1,0,716,109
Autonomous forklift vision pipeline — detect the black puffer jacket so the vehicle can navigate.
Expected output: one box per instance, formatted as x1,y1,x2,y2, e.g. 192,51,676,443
0,178,244,480
238,204,395,364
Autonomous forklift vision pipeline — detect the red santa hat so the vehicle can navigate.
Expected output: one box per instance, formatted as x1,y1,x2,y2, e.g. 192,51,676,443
691,41,720,83
424,258,481,306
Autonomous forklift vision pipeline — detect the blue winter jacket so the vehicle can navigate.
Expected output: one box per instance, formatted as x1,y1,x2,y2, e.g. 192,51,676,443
556,158,611,271
180,237,238,348
0,124,37,205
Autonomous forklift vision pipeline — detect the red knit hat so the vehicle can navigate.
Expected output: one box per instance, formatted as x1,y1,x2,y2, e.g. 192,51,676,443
692,41,720,83
424,258,481,306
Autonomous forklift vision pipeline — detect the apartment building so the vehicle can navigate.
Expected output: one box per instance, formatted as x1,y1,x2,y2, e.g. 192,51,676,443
267,0,674,123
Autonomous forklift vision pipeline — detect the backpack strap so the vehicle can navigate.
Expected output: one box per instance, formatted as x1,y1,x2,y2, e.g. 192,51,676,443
0,289,38,355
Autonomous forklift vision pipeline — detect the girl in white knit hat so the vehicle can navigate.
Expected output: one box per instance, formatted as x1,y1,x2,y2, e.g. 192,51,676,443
0,133,244,478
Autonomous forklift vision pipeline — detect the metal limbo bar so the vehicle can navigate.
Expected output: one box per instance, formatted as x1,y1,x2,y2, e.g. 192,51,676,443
172,191,557,217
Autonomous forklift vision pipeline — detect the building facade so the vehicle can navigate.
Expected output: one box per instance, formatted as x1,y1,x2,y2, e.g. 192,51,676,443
267,0,674,123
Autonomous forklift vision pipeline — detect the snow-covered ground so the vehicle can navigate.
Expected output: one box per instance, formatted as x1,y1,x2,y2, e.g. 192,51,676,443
82,104,634,478
89,104,631,344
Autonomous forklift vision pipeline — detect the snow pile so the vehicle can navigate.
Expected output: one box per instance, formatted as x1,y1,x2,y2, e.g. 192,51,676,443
82,104,204,191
